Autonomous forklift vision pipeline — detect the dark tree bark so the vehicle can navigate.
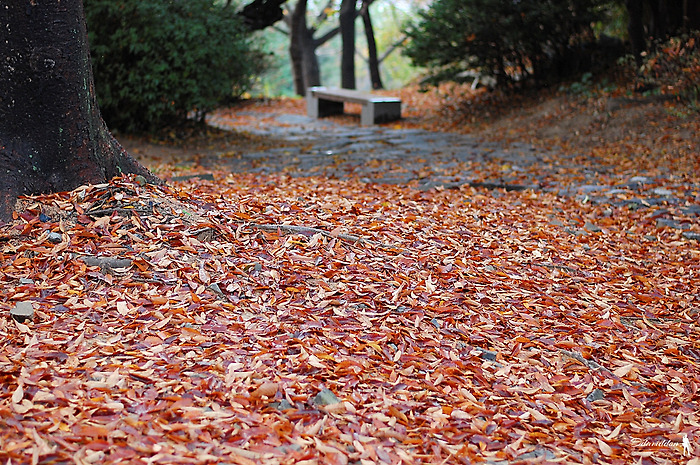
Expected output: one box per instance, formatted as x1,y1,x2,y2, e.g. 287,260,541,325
303,27,322,90
340,0,357,89
361,0,383,90
648,0,669,39
287,2,307,96
0,0,156,222
287,0,340,95
626,0,646,66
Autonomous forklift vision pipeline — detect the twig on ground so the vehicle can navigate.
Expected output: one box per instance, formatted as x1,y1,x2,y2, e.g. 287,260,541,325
559,349,617,379
247,223,400,250
535,263,581,274
86,208,151,217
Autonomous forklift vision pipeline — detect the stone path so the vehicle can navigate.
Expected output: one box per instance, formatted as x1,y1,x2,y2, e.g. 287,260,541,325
206,110,699,239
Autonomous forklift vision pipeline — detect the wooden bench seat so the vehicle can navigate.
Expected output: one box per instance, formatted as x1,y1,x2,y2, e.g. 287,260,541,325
306,86,401,126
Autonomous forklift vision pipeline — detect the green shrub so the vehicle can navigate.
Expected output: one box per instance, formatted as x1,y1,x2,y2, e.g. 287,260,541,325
404,0,613,89
85,0,266,133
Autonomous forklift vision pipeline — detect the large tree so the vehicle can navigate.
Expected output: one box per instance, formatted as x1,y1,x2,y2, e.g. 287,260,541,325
285,0,345,95
0,0,156,222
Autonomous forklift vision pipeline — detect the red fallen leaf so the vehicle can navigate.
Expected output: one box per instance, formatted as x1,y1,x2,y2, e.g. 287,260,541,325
72,424,111,438
388,405,409,425
143,335,163,346
2,89,698,465
228,456,258,465
622,388,643,408
150,296,169,305
132,259,149,272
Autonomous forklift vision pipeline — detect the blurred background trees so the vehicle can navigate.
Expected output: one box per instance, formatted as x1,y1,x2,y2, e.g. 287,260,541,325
82,0,699,135
404,0,699,93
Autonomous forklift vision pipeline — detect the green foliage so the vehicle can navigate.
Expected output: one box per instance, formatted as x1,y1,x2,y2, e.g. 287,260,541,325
403,0,614,89
85,0,266,133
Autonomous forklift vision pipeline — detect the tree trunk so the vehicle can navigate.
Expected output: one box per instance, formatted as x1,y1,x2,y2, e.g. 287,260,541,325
340,0,357,89
289,2,307,95
289,0,322,95
301,27,322,90
0,0,156,222
361,1,383,90
626,0,646,67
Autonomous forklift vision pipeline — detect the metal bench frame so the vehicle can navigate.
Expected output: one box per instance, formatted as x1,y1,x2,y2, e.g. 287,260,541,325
306,86,401,126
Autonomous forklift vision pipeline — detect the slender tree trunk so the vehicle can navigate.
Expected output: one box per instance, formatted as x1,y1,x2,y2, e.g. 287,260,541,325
649,0,669,39
0,0,156,222
289,0,307,95
340,0,357,89
362,1,383,89
626,0,646,67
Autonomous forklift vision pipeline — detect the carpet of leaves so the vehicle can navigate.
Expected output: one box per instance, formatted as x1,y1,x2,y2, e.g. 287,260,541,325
1,166,699,464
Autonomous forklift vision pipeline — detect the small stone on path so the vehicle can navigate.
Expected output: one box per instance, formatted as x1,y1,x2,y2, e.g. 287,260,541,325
313,388,340,406
10,301,34,323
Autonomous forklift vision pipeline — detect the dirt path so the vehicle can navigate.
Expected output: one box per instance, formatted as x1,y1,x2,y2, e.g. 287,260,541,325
119,94,699,216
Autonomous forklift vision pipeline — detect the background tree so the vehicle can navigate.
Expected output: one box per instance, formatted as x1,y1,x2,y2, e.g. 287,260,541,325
626,0,700,66
340,0,383,90
257,0,419,95
0,0,155,222
360,0,384,89
340,0,358,89
84,0,266,133
404,0,614,88
284,0,343,95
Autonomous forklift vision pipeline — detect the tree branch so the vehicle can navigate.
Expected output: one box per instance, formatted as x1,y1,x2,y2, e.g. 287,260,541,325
238,0,287,31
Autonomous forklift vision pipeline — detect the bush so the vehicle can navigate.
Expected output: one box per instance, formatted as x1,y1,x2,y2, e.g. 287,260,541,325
404,0,613,89
639,33,700,106
85,0,266,133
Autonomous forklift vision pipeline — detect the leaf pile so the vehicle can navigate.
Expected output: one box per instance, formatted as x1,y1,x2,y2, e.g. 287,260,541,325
1,171,699,464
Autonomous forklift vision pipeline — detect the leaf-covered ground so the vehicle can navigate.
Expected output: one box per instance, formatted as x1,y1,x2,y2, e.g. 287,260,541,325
1,87,699,464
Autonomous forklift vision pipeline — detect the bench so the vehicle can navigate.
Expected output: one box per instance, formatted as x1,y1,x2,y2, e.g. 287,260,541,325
306,86,401,126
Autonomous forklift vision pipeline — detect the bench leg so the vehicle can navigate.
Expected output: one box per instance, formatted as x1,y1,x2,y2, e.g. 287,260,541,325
308,93,344,119
317,98,344,118
361,104,374,126
361,101,401,125
307,91,344,119
307,91,320,119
